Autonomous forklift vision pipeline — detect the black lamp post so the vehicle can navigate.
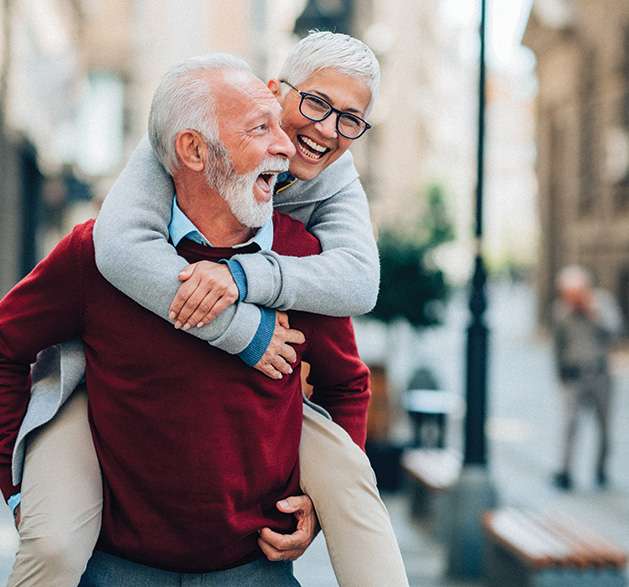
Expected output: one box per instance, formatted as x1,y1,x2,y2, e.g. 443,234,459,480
445,4,495,578
464,0,488,467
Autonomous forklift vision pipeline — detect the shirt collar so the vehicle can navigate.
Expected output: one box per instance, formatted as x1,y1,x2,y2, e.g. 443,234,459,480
169,195,273,250
274,171,297,194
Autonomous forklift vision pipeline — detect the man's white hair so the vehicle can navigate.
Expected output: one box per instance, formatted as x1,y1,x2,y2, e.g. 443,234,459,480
278,31,380,115
148,53,251,175
556,265,593,291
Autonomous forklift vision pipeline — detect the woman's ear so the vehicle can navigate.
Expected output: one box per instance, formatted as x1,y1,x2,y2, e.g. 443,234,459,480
174,130,207,172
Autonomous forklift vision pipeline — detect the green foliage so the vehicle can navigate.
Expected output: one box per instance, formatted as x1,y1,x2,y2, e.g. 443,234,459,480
370,184,453,328
417,184,456,248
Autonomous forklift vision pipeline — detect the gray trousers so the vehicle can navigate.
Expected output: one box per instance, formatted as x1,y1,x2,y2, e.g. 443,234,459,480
79,550,299,586
559,370,612,477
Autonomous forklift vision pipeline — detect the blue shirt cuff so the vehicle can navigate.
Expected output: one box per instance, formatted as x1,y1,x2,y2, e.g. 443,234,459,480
220,259,247,303
8,493,21,514
237,308,276,367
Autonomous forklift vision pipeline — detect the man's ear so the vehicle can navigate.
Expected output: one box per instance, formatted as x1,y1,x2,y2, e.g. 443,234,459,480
267,78,282,100
174,130,207,172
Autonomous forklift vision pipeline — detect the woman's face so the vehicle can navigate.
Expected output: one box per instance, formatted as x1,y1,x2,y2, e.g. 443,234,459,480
269,69,372,181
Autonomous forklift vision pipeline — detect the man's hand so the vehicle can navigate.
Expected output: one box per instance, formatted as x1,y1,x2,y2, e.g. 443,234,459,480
258,495,320,562
169,261,239,329
13,504,20,530
254,312,305,380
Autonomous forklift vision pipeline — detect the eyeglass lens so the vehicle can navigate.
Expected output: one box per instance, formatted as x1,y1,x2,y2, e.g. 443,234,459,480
300,94,365,138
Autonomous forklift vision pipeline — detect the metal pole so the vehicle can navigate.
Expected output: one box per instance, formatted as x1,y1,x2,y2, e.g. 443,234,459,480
464,0,488,467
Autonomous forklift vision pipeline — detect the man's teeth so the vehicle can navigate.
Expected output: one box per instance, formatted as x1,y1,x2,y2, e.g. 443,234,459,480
259,173,275,185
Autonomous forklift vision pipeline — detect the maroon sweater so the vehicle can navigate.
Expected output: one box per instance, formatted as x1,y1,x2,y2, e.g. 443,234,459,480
0,213,370,573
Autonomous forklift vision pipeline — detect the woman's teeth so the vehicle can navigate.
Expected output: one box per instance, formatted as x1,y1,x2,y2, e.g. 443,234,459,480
298,136,327,159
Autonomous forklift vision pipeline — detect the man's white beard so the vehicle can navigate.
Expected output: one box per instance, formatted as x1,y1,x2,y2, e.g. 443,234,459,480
221,168,274,228
206,151,288,228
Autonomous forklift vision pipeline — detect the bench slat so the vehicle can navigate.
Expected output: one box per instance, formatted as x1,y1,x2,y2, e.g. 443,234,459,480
539,511,628,568
401,448,462,492
484,508,574,568
483,508,628,571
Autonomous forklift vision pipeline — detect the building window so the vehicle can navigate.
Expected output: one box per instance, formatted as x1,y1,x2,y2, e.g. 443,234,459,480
613,25,629,210
617,265,629,326
578,49,598,215
53,72,125,177
624,25,629,128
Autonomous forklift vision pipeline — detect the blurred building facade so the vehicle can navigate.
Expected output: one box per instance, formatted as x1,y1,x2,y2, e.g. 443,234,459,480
0,0,536,298
524,0,629,325
0,1,82,295
355,1,479,282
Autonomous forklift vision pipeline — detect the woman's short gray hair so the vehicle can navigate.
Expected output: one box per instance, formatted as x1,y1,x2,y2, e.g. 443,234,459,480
148,53,251,175
279,31,380,115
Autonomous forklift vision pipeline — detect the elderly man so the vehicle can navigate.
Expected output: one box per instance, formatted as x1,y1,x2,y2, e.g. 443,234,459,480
551,265,622,490
0,54,370,586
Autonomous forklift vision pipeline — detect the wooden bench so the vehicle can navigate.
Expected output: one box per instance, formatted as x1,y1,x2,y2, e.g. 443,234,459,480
404,389,464,448
401,448,462,540
482,507,628,587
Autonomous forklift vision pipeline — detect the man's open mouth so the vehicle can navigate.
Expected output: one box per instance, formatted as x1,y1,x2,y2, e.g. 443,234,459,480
256,172,278,194
297,135,329,161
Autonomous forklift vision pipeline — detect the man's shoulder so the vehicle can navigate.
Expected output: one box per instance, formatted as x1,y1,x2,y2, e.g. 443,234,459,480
49,219,96,259
72,218,96,237
271,211,321,257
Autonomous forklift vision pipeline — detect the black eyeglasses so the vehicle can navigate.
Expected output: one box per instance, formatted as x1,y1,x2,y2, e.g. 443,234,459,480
280,80,371,140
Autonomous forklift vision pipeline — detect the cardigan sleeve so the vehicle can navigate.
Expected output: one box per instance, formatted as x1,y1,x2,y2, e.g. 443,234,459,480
232,177,380,317
92,135,265,357
0,227,85,500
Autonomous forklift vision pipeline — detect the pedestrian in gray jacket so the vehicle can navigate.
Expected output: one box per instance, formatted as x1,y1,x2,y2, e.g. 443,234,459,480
8,32,409,587
551,265,623,490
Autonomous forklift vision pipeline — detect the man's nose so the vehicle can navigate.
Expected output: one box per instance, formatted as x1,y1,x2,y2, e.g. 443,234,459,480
271,126,296,159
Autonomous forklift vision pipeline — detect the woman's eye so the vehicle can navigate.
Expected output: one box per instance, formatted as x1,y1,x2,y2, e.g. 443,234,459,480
305,96,329,113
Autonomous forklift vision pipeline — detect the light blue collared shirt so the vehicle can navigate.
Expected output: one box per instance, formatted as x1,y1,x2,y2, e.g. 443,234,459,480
169,195,273,250
168,195,276,368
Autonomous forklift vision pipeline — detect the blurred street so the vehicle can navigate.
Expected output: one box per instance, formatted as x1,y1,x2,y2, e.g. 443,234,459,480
0,279,628,585
296,278,629,585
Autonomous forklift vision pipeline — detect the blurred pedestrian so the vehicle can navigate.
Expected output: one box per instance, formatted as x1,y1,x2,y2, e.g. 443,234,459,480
551,265,623,490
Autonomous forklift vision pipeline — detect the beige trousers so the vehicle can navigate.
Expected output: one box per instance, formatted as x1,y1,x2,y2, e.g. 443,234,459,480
7,386,102,587
8,389,408,587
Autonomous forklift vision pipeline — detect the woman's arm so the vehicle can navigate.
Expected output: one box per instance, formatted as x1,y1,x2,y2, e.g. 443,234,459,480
94,138,378,371
93,136,274,361
232,175,379,316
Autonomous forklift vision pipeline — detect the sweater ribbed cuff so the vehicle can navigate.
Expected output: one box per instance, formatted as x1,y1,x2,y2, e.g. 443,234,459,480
237,308,275,367
220,259,247,303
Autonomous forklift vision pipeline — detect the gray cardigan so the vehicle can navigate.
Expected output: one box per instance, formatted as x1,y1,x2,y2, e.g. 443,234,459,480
92,135,379,354
13,136,379,485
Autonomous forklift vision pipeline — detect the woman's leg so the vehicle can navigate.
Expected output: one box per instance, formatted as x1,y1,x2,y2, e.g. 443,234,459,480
299,403,409,587
8,386,103,587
